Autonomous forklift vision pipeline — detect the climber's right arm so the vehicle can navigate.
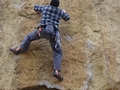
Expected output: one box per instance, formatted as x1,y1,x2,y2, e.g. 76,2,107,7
34,4,44,13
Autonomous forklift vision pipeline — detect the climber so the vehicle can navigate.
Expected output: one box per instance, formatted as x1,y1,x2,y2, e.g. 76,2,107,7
9,0,70,81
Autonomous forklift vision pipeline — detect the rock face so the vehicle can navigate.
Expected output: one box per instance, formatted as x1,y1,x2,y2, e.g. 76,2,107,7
0,0,120,90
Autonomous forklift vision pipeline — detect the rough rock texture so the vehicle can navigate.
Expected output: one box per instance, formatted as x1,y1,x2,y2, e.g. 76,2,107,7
0,0,120,90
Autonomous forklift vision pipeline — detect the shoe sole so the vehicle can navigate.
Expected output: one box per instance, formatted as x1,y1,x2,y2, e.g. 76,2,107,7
53,73,63,81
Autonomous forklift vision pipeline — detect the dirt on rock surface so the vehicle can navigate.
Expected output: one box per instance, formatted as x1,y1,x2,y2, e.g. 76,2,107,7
0,0,120,90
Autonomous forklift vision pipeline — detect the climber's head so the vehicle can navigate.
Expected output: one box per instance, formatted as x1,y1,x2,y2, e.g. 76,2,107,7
50,0,59,7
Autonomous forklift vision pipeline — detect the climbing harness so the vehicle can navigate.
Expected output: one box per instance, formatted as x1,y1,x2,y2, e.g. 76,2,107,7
93,0,114,90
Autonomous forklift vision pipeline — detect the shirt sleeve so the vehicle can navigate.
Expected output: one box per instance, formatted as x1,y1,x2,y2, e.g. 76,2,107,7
34,4,44,12
62,12,70,21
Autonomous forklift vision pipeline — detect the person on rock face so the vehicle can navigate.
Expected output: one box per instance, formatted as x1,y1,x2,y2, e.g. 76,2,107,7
9,0,70,81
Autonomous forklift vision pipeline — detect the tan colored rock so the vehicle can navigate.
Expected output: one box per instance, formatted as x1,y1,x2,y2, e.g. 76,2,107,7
0,0,120,90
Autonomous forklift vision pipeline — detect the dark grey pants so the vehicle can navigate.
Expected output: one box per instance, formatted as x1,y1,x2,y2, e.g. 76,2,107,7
20,28,62,71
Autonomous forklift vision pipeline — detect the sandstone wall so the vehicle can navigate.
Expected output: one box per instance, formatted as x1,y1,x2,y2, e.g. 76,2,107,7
0,0,120,90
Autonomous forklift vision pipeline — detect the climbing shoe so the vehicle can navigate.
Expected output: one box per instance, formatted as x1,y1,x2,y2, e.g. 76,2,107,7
53,72,63,81
9,47,21,55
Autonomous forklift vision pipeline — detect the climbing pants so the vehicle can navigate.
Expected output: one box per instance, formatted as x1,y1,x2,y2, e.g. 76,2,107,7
20,27,62,71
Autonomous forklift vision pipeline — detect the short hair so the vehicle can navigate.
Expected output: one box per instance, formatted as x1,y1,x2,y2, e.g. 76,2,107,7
50,0,59,7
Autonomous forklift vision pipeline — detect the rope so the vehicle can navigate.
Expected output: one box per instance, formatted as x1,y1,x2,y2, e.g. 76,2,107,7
93,0,114,90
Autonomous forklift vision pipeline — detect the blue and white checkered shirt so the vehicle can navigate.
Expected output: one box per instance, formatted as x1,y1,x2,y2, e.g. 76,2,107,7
34,5,70,26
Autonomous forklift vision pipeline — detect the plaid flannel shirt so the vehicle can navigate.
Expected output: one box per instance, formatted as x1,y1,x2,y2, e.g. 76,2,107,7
34,5,70,26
